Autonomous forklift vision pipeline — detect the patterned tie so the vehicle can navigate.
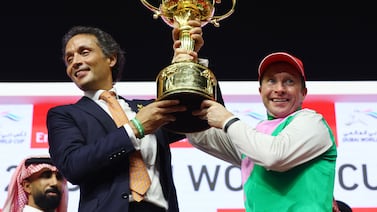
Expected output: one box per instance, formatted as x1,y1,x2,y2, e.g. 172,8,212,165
100,90,151,202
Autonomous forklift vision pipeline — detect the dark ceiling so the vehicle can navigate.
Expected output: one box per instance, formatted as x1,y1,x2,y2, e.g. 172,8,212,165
1,2,376,82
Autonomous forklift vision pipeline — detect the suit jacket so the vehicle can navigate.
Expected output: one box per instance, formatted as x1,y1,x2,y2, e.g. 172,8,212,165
47,96,185,212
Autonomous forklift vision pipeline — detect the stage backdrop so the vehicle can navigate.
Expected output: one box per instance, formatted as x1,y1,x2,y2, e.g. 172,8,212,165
0,81,376,212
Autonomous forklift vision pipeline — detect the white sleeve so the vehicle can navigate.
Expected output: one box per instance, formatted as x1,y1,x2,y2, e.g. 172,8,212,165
123,124,140,150
227,110,333,172
186,128,243,166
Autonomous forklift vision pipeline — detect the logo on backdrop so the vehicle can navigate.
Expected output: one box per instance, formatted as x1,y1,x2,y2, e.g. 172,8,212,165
0,105,33,145
31,103,62,148
336,104,377,144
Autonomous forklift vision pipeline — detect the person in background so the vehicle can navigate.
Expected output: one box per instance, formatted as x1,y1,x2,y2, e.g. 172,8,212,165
333,199,353,212
185,51,338,211
2,155,68,212
46,20,209,212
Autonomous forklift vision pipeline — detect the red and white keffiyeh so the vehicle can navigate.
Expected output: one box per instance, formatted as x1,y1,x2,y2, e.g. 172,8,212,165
2,155,68,212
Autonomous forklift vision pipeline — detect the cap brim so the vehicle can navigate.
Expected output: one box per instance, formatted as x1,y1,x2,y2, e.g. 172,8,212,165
258,52,305,81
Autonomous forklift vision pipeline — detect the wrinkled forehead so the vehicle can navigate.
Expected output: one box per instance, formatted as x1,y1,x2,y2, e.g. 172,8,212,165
65,34,99,54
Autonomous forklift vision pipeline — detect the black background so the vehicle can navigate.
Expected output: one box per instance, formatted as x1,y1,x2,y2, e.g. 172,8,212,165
1,2,376,82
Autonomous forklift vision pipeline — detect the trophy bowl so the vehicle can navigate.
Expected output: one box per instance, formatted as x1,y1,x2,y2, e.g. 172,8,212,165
157,61,217,133
141,0,236,133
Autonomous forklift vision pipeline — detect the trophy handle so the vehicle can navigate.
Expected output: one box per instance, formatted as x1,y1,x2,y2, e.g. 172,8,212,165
140,0,162,20
140,0,237,27
210,0,237,27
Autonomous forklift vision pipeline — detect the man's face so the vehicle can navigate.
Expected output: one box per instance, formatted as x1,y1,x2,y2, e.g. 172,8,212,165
23,168,64,210
64,34,116,91
259,62,307,118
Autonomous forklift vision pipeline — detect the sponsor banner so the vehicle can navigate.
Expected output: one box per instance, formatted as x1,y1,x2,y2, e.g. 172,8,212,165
334,102,377,210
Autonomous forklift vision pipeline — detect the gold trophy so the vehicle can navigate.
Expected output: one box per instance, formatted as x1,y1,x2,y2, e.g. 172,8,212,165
140,0,236,134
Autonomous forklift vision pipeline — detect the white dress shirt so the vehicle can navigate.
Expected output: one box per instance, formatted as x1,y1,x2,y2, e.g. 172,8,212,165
22,205,43,212
85,88,168,209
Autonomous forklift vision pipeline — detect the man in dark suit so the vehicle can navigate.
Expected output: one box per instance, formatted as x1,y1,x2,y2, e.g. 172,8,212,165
47,21,205,212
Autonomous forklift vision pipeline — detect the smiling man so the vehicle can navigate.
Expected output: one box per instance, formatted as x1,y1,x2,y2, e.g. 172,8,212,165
2,156,68,212
185,51,338,211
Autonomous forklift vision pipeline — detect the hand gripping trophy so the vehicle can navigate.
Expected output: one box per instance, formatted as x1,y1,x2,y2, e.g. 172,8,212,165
140,0,236,133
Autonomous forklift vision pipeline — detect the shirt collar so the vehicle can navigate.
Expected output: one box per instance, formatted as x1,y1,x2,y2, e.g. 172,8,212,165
84,88,118,101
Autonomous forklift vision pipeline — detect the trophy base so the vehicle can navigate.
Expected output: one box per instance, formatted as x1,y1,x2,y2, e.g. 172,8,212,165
159,92,211,134
156,61,217,134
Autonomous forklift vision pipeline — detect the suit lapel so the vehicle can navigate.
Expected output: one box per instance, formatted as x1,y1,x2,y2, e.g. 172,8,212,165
75,96,117,131
122,97,154,113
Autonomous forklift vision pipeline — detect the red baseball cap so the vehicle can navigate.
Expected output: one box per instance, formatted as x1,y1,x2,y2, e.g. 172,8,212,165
258,52,306,81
